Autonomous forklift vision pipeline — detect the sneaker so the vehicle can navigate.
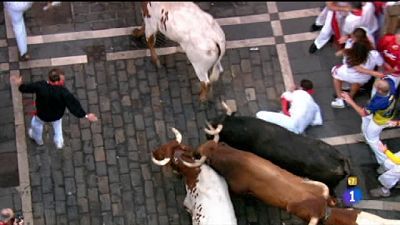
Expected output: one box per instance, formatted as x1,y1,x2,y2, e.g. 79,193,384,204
55,142,64,150
376,165,386,174
370,187,391,198
28,128,43,146
310,23,323,32
309,43,318,54
19,53,30,61
331,98,345,108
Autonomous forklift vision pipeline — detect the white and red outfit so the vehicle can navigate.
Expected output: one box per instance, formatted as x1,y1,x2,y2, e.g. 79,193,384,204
342,2,378,38
256,89,322,134
332,49,384,85
313,2,351,49
377,34,400,88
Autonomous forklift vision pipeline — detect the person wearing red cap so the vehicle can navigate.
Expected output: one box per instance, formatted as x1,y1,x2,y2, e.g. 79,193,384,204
256,79,323,134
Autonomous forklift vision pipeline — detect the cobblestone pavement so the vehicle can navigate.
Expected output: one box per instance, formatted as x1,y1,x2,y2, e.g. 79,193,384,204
0,2,400,225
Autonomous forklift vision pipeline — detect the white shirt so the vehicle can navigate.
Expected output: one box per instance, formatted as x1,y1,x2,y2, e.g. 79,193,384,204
281,90,323,134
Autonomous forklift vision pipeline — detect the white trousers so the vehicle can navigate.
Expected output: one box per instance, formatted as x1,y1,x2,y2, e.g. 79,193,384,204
379,152,400,189
361,115,390,165
256,111,301,134
4,2,32,56
30,116,63,147
314,9,334,49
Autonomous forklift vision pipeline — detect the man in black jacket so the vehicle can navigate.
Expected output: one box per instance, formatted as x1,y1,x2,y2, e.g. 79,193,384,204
14,68,98,149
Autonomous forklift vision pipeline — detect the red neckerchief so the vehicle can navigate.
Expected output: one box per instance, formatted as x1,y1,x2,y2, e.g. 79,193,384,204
331,11,341,43
351,9,362,16
306,89,315,95
48,80,65,86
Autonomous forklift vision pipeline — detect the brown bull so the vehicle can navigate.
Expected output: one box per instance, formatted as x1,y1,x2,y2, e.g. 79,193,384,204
182,125,329,225
180,125,400,225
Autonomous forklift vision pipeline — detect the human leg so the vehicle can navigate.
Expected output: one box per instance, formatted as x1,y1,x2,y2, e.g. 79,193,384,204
371,162,400,197
349,83,361,98
256,111,300,134
363,119,387,165
331,77,345,108
52,118,64,149
29,116,44,145
6,7,28,57
313,10,334,49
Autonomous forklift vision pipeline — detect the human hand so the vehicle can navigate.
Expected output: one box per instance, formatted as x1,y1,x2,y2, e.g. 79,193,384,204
388,120,400,127
338,36,348,44
378,142,388,153
340,91,351,102
13,219,23,225
11,76,22,86
86,113,98,122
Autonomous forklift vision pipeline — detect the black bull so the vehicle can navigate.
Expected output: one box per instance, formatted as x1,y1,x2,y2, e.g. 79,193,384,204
206,114,352,196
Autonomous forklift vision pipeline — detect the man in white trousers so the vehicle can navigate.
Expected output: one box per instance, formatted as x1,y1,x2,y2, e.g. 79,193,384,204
4,2,33,61
370,142,400,197
341,78,398,168
256,79,323,134
13,68,98,149
309,2,352,54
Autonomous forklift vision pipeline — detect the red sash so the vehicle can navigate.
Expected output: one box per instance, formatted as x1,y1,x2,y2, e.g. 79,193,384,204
331,11,341,43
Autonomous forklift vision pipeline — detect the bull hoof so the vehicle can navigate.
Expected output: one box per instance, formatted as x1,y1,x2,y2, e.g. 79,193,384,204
155,60,162,69
132,29,143,38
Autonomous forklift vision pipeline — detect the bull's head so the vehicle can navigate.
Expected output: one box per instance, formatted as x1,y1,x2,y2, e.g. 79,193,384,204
180,123,223,168
151,128,182,166
151,128,207,174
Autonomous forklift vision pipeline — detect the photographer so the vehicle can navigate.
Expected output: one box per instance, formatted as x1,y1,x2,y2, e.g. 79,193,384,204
0,208,23,225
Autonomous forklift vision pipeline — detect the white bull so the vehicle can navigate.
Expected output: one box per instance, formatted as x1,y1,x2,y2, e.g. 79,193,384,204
183,164,237,225
133,2,226,102
151,128,237,225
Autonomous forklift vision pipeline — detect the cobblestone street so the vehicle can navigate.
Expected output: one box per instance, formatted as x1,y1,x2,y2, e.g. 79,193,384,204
0,2,399,225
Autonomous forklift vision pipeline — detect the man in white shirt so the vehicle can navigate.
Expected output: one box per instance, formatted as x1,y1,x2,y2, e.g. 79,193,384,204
256,79,323,134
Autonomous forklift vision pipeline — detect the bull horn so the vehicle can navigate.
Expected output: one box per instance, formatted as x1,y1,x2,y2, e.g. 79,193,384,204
180,155,207,168
171,127,182,144
221,101,233,116
151,155,171,166
204,124,223,135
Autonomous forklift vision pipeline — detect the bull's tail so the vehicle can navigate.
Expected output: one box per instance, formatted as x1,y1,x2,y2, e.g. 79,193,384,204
209,41,225,83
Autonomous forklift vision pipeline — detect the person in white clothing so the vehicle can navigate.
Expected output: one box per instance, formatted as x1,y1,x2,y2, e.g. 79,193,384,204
341,2,378,41
309,2,353,54
331,39,385,108
256,79,323,134
3,2,33,61
370,142,400,197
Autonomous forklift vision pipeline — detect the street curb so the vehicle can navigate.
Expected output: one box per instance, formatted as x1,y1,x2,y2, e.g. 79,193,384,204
10,70,34,225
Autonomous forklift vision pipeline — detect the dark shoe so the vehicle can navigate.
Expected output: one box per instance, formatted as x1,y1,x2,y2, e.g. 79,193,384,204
329,35,335,43
310,23,323,32
20,53,30,61
309,43,318,54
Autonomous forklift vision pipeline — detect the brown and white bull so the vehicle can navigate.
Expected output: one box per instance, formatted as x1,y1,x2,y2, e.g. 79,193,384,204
180,125,400,225
151,128,237,225
133,2,226,102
